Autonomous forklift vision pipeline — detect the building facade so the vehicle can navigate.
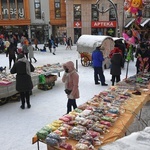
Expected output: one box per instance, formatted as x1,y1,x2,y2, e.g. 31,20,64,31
0,0,149,44
29,0,50,43
65,0,125,43
0,0,30,40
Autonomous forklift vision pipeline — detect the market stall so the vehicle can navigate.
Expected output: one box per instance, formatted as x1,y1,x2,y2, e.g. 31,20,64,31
76,35,115,68
32,73,150,150
0,63,64,105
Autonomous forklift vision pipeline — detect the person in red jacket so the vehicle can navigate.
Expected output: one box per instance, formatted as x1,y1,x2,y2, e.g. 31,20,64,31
109,43,122,59
62,61,79,114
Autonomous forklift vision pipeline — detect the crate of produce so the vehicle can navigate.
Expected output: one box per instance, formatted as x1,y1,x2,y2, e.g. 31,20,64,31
38,74,57,90
45,75,57,83
38,82,53,91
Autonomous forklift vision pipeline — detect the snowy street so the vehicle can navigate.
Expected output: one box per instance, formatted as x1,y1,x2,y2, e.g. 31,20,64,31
0,44,147,150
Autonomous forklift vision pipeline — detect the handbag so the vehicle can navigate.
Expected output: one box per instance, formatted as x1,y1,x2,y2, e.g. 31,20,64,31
64,89,72,95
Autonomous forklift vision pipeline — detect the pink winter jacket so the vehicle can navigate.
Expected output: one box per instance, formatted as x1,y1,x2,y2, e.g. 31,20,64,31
62,61,79,99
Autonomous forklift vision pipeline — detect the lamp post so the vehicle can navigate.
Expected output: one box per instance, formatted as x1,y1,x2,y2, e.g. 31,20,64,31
96,0,120,37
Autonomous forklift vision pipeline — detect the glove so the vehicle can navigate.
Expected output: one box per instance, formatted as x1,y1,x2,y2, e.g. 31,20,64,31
63,72,69,77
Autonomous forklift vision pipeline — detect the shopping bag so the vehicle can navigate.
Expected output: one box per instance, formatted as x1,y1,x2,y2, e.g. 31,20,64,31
39,74,46,84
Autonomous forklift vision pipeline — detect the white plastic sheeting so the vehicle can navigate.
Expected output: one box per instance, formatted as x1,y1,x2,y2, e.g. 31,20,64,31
99,127,150,150
76,35,114,56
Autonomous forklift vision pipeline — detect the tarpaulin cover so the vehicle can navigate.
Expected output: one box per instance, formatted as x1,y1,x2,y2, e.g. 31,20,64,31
76,35,114,55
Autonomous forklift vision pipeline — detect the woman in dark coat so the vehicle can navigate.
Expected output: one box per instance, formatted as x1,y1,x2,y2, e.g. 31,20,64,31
10,54,35,109
110,48,124,86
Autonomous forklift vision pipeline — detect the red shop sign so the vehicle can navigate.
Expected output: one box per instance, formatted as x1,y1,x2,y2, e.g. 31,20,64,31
74,21,82,28
91,21,117,28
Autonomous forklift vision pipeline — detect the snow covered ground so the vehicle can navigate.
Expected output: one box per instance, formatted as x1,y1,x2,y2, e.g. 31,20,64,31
0,44,149,150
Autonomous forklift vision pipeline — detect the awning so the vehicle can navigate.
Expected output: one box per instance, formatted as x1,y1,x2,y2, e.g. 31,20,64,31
141,18,150,27
125,19,135,28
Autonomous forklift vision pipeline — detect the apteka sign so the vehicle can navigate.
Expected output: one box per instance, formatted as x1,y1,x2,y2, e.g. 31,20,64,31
92,21,116,28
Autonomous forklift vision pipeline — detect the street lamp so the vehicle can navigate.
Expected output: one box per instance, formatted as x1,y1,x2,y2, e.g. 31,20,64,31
96,0,120,37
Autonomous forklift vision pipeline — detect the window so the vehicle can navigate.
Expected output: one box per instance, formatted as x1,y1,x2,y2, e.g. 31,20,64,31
9,0,16,19
143,6,150,18
55,0,61,18
1,0,25,19
74,4,81,21
109,4,117,21
1,0,9,19
91,28,104,35
91,4,99,21
17,0,24,19
34,0,41,19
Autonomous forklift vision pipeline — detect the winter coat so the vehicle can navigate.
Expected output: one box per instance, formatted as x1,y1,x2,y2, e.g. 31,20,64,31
92,48,104,67
135,48,150,72
28,45,34,58
62,61,79,99
109,47,122,58
110,53,124,76
6,43,18,58
67,38,72,46
22,44,29,54
10,60,35,92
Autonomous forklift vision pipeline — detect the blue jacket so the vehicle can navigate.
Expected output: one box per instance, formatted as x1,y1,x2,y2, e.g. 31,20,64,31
92,48,104,67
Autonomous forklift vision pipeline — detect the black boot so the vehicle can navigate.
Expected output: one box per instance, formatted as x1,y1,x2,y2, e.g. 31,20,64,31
34,58,37,63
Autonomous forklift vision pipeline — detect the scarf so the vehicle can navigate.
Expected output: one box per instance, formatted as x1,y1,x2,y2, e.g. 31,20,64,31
18,57,31,76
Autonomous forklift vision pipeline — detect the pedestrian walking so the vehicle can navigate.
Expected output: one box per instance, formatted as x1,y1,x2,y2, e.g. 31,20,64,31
51,39,57,55
10,53,35,109
34,38,40,51
22,42,29,59
63,36,67,46
6,42,18,69
62,61,79,114
48,38,52,53
92,45,108,86
28,42,37,63
66,37,73,50
110,48,124,86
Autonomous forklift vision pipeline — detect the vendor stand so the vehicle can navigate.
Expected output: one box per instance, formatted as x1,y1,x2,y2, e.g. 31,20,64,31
76,35,115,68
32,73,150,150
0,63,64,105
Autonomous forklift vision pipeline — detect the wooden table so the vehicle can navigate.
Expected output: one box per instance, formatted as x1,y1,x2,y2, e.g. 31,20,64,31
32,90,150,150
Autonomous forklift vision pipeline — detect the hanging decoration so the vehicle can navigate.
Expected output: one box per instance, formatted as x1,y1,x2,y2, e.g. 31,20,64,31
123,0,146,45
